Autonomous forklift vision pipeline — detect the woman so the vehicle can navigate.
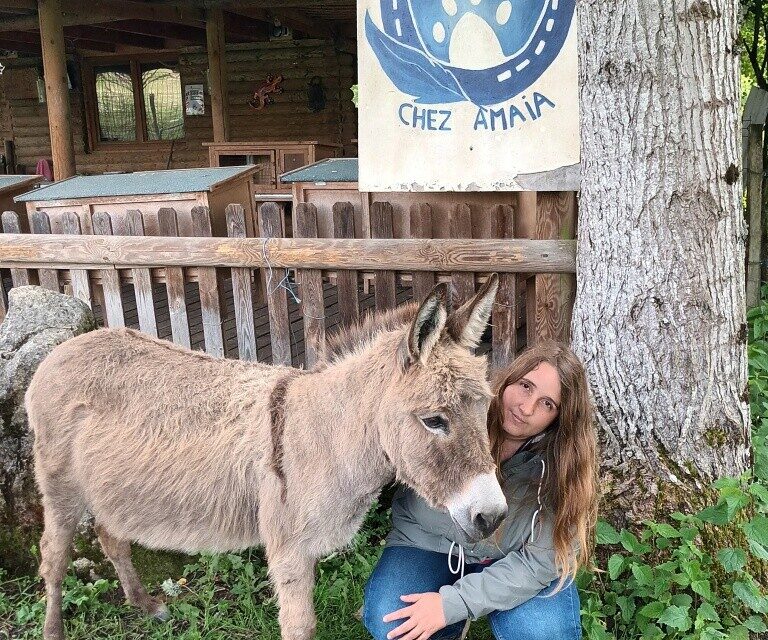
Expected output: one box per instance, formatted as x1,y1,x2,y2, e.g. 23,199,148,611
363,340,598,640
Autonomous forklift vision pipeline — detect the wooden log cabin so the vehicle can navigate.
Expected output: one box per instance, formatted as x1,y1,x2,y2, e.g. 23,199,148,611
0,0,578,355
0,0,357,177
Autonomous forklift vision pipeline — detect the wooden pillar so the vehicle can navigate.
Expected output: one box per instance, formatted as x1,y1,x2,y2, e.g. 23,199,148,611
206,7,230,142
38,0,75,179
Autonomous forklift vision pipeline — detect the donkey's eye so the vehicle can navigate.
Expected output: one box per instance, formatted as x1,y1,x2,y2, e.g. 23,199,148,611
420,415,449,435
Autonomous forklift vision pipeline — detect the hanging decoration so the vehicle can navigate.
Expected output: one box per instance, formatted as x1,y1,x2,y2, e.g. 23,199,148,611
248,75,284,110
307,76,326,112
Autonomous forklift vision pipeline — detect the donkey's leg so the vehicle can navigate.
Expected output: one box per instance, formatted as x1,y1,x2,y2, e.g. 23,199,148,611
39,499,83,640
95,524,169,620
268,551,318,640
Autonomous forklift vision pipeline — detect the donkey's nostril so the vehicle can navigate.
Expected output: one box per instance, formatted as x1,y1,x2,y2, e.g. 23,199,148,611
473,509,505,538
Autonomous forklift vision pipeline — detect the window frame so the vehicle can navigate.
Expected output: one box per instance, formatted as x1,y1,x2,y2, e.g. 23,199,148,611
82,56,185,150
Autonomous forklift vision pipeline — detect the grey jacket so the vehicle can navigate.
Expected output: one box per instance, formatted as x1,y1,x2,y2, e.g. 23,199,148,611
385,449,561,625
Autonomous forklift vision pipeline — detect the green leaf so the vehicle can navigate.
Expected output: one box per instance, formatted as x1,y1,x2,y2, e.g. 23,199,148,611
620,530,642,553
717,548,746,572
653,523,680,538
748,539,768,561
744,615,768,632
638,601,665,619
743,515,768,546
631,563,654,586
691,579,713,600
596,520,621,545
732,580,768,614
727,626,750,640
658,605,692,632
700,629,727,640
671,594,693,608
697,502,732,525
697,602,720,622
607,554,624,580
748,482,768,505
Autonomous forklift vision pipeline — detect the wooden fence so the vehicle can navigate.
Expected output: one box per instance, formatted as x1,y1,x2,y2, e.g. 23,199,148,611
0,201,576,370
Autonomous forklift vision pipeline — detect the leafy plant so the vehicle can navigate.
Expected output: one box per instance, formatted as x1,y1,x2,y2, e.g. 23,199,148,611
578,286,768,639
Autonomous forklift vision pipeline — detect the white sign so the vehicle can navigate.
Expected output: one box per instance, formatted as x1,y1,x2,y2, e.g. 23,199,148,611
185,84,205,116
358,0,579,191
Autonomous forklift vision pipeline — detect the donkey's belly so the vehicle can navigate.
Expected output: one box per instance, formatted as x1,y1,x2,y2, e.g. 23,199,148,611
74,423,264,553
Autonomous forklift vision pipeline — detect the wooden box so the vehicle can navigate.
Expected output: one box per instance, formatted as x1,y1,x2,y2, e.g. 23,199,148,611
205,141,343,196
15,166,258,237
0,175,44,232
281,158,531,240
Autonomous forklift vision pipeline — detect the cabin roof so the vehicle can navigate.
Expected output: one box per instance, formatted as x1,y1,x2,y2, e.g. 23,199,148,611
280,157,358,184
15,165,255,201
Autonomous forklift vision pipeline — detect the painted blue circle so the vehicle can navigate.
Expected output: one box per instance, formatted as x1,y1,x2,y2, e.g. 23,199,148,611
366,0,575,106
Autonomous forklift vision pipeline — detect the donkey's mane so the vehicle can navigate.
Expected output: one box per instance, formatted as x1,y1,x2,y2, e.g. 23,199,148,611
323,301,419,361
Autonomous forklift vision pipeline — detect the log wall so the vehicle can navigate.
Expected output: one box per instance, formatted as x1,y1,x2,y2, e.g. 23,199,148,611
0,38,356,175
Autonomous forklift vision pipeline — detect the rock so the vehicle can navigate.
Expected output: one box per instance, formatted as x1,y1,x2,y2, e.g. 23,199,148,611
0,286,95,574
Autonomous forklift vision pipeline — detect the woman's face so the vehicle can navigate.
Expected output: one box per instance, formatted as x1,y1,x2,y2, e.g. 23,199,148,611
501,362,562,442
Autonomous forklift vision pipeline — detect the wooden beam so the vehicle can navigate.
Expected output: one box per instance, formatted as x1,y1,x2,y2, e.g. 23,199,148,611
0,0,36,10
38,0,75,179
206,6,229,142
65,25,165,49
227,5,336,39
106,19,206,43
0,0,206,31
222,10,269,41
0,235,578,274
1,29,115,53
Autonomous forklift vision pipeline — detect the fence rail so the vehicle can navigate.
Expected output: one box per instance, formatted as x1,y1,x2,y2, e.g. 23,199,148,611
0,201,577,369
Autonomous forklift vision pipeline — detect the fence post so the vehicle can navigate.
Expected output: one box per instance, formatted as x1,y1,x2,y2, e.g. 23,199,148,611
410,203,435,303
747,123,763,307
491,204,517,368
61,212,92,308
370,202,397,312
295,203,325,368
158,207,191,348
450,203,475,309
527,192,577,345
226,203,258,361
2,212,32,288
259,202,292,366
91,212,125,328
125,210,158,337
332,201,360,327
192,206,225,357
30,211,59,291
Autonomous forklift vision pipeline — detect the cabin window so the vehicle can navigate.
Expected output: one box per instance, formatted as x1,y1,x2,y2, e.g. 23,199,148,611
86,59,184,146
141,64,184,141
94,65,136,142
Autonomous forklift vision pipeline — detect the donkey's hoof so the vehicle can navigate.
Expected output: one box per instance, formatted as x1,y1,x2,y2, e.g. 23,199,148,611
151,603,170,622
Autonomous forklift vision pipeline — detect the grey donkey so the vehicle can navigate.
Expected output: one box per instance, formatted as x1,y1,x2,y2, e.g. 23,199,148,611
26,275,507,640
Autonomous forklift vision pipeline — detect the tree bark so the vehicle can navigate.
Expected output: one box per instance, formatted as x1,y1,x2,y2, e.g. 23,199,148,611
573,0,750,526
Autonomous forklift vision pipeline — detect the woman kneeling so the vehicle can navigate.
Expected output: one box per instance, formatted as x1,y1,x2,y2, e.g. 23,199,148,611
363,340,598,640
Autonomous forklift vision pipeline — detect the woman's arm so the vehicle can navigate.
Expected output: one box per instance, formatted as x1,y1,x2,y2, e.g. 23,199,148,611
439,518,561,625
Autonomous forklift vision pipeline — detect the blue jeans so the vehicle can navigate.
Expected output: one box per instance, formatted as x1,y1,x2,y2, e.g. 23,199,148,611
363,546,582,640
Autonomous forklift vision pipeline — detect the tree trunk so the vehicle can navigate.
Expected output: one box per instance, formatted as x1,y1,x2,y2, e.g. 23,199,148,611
572,0,750,527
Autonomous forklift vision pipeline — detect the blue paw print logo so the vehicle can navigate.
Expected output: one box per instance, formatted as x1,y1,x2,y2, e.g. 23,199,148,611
365,0,575,106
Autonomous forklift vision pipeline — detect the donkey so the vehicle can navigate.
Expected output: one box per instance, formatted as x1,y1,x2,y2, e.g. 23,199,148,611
26,275,506,640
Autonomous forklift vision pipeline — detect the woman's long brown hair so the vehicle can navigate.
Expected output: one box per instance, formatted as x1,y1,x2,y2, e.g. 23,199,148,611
488,339,598,588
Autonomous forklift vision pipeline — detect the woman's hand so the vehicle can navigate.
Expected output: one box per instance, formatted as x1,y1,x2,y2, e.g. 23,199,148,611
383,592,447,640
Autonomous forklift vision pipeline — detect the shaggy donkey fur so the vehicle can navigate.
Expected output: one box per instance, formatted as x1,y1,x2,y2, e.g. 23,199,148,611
26,276,507,640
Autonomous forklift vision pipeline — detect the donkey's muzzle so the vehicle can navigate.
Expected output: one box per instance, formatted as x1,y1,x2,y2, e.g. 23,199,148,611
446,472,508,542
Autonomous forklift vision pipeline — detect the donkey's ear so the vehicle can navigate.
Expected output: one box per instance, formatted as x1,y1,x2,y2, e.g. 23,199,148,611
404,283,449,366
446,274,499,349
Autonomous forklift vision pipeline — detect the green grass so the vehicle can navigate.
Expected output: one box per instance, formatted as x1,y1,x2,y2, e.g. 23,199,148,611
0,502,495,640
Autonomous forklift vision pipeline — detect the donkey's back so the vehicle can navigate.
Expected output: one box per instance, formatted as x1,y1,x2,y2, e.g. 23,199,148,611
27,328,280,552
